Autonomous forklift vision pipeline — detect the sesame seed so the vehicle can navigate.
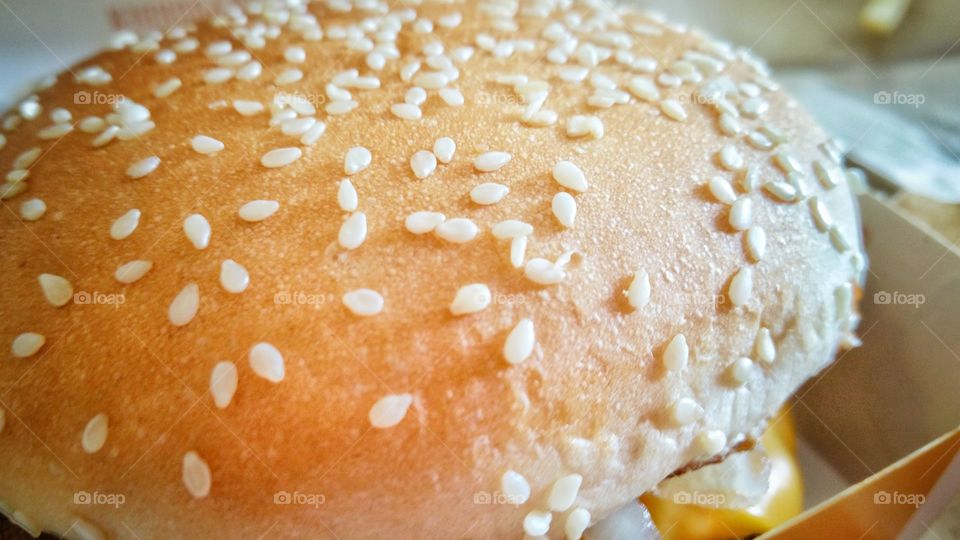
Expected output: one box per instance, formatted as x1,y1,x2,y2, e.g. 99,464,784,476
168,283,199,326
369,393,413,428
280,117,317,136
342,289,384,317
742,166,762,192
92,126,120,147
391,103,422,120
19,198,46,221
548,474,582,512
491,220,533,240
14,147,41,169
338,212,368,250
249,342,284,383
524,511,552,537
210,361,238,409
300,121,326,145
773,151,801,174
126,156,160,179
261,147,302,168
627,270,651,310
182,451,212,499
763,181,798,202
524,258,566,285
566,114,604,139
115,260,153,284
829,226,851,252
729,198,753,230
450,283,491,315
836,283,853,322
219,259,249,293
191,135,224,155
808,196,832,232
274,69,303,86
695,430,727,456
510,236,527,268
503,319,535,365
110,209,140,240
438,87,464,106
755,327,776,363
473,151,511,172
326,100,358,115
435,218,478,243
335,179,359,212
414,71,449,89
344,146,371,175
404,87,427,105
404,211,445,234
741,97,769,118
11,332,45,358
366,51,386,70
6,169,29,183
813,160,842,189
410,150,438,179
470,183,509,205
38,123,73,140
549,192,577,229
183,214,211,249
660,99,687,121
284,46,306,63
236,60,262,81
719,113,742,136
729,267,753,306
669,397,703,425
662,333,689,371
239,200,279,222
81,413,108,454
78,116,105,133
628,76,659,101
50,108,70,123
38,273,72,307
746,226,767,261
501,470,531,504
0,181,26,200
205,40,232,57
730,357,755,384
719,145,745,171
708,176,737,205
566,509,591,540
552,160,588,192
203,67,233,84
433,137,455,163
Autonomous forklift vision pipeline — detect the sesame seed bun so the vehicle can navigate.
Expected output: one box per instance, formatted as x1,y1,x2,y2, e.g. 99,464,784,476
0,1,865,539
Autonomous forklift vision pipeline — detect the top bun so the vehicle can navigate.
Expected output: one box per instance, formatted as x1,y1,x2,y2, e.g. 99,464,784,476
0,0,864,538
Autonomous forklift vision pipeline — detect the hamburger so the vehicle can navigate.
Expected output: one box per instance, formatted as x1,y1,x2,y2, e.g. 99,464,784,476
0,0,865,538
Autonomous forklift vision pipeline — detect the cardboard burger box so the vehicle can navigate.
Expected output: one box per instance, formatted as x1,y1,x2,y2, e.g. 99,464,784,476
1,1,958,538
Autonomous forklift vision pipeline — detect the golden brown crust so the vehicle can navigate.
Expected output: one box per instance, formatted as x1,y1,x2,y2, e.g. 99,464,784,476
0,2,864,538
